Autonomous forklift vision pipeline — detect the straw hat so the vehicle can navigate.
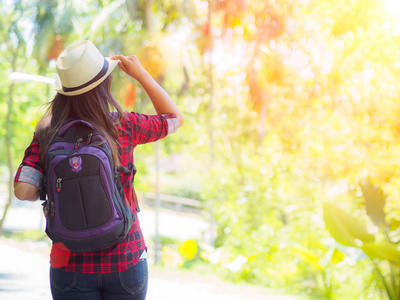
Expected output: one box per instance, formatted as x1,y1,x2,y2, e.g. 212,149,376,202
54,40,118,96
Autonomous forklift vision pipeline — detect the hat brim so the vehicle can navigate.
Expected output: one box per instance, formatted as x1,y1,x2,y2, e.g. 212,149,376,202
54,58,119,96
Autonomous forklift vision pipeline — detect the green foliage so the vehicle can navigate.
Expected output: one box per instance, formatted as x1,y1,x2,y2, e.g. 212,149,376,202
324,178,400,300
2,0,400,298
160,237,202,269
360,178,388,230
4,229,48,242
323,202,374,247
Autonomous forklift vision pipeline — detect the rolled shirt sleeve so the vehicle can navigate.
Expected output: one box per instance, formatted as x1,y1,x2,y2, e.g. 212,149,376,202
14,135,44,190
123,112,179,146
166,116,179,135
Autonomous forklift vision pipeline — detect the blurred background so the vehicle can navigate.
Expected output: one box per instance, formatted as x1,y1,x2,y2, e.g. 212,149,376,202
1,0,400,299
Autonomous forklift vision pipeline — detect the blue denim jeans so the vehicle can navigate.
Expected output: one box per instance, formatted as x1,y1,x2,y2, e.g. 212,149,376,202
50,259,148,300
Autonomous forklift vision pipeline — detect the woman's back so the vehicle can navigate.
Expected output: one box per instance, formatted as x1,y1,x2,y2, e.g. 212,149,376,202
14,40,183,300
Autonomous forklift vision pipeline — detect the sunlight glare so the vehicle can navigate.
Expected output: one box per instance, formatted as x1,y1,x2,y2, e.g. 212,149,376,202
386,0,400,17
385,0,400,35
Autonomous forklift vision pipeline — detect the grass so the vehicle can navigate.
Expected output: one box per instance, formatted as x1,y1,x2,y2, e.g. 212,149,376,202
2,229,48,241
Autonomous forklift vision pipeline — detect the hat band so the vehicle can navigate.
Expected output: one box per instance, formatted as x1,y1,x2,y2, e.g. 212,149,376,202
62,58,109,93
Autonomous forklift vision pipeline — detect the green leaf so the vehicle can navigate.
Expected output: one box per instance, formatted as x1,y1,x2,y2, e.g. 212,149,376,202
362,242,400,262
331,248,345,264
293,247,323,270
360,178,387,230
323,202,375,248
390,219,400,231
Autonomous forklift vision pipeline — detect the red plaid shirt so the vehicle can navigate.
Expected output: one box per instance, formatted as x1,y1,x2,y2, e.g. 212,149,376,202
15,112,178,273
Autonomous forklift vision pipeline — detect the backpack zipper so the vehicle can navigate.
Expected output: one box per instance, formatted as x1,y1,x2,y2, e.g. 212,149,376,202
50,201,55,217
86,133,93,144
74,138,83,149
56,178,62,192
55,171,99,193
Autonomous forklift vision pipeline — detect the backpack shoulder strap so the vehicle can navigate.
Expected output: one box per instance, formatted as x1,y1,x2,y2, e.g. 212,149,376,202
40,176,47,200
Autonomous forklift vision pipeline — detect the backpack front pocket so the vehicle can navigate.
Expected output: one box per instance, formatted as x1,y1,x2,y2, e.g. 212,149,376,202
58,174,112,230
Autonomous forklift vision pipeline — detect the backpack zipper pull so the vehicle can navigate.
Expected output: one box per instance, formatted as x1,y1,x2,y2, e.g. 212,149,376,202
74,138,83,149
44,202,49,216
51,201,55,217
87,133,93,144
56,178,62,192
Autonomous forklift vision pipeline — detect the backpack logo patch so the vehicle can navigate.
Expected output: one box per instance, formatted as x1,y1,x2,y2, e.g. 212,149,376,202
69,156,82,173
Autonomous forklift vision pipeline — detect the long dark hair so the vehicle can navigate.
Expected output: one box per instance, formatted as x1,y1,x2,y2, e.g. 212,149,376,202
36,75,124,165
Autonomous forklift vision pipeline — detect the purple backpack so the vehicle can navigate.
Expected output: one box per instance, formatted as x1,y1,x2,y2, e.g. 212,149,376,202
41,120,134,252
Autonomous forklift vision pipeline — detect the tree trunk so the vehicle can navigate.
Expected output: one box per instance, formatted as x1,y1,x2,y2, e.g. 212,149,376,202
145,0,153,33
0,53,17,234
206,0,216,248
143,0,162,264
207,0,214,165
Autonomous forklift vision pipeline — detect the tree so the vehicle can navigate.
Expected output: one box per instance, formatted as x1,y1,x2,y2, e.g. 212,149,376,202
2,0,400,298
0,1,27,233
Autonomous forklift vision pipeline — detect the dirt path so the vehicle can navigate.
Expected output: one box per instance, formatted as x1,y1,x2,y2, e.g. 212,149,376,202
0,238,304,300
147,267,301,300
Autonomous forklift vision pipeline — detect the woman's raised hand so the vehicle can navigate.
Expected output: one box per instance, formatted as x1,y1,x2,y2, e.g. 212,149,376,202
110,55,146,81
111,54,184,126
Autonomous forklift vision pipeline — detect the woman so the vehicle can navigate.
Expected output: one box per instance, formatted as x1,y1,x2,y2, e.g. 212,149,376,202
14,40,183,300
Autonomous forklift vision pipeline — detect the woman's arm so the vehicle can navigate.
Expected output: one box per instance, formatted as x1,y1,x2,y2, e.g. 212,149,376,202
14,181,40,201
111,55,184,127
14,135,43,202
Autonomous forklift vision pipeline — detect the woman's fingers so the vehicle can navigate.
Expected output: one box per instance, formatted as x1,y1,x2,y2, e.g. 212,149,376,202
111,54,144,80
110,54,124,61
111,55,130,73
118,63,127,72
111,55,130,67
